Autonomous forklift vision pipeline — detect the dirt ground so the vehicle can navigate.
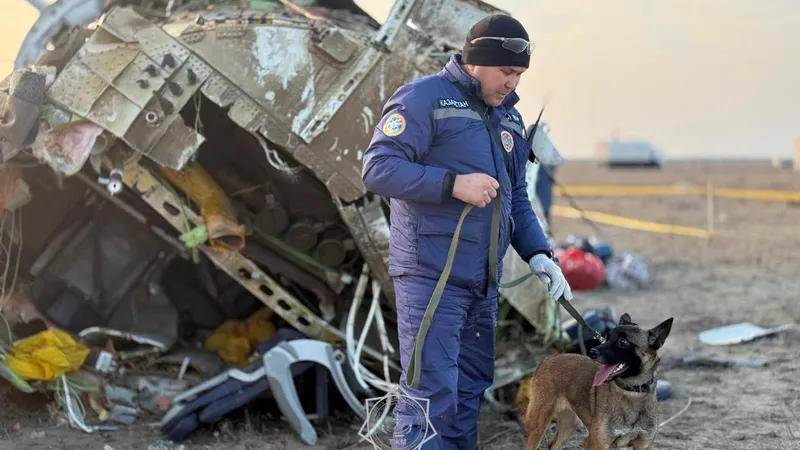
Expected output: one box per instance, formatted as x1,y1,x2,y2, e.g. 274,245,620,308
3,161,800,449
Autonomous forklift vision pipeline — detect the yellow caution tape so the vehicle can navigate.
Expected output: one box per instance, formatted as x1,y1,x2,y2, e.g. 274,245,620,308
714,188,800,202
556,185,702,197
555,185,800,202
551,205,712,240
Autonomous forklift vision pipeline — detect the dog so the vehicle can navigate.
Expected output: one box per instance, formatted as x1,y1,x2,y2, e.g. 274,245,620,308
524,313,673,449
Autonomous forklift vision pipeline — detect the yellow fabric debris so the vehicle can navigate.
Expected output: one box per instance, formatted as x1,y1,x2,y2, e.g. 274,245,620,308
205,308,276,365
4,328,90,381
514,375,534,416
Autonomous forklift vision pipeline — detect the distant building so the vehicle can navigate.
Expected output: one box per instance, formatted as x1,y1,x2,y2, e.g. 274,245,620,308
595,138,665,168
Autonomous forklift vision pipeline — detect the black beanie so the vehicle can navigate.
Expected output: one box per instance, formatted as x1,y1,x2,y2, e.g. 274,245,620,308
462,14,531,68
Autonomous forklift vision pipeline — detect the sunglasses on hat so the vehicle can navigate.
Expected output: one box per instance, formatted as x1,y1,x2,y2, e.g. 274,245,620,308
470,36,534,55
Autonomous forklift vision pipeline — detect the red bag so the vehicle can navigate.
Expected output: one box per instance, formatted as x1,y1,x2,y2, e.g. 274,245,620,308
554,247,605,291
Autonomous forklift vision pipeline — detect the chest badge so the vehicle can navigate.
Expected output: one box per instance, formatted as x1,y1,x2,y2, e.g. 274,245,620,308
382,113,406,137
500,130,514,152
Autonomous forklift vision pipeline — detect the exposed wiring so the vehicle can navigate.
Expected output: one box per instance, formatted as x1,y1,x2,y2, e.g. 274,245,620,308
0,312,12,352
346,263,372,391
370,279,395,355
345,264,397,394
0,209,23,313
355,285,379,374
58,375,92,433
250,131,302,175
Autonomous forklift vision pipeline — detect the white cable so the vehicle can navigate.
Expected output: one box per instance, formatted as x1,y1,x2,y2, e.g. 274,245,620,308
60,375,93,433
370,279,396,355
250,131,302,175
352,282,397,393
346,264,371,391
355,287,379,372
343,274,396,392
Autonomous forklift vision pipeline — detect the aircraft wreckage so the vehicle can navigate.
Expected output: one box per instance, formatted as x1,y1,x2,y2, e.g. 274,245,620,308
0,0,568,444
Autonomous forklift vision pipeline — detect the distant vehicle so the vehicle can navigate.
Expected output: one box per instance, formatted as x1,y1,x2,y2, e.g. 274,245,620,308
595,139,665,168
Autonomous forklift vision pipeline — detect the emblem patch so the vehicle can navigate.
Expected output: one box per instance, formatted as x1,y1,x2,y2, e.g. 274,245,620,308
500,130,514,152
382,113,406,137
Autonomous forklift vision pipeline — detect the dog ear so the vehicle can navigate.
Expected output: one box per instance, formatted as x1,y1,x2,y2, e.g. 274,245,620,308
619,313,633,326
648,318,673,350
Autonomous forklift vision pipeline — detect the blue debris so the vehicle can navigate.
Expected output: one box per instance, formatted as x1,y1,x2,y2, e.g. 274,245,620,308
656,379,672,402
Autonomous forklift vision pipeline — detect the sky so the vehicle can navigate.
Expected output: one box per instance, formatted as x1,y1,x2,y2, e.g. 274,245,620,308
2,0,798,160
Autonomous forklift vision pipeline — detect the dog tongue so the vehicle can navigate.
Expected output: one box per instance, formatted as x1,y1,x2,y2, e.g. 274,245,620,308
593,364,618,387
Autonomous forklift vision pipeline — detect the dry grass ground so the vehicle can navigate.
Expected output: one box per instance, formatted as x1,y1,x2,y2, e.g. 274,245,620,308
3,161,800,449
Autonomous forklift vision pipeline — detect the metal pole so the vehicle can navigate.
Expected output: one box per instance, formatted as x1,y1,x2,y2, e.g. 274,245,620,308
706,180,714,240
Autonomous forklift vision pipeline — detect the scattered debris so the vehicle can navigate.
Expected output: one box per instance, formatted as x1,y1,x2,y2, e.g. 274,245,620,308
699,322,795,346
554,235,650,293
662,355,768,370
605,251,649,292
0,0,607,445
4,328,89,381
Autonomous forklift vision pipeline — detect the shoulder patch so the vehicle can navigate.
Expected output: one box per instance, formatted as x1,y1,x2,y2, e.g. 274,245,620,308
500,130,514,152
382,112,406,137
437,98,470,109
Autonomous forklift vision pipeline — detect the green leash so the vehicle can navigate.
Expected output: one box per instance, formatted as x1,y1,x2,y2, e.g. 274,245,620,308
404,197,604,389
406,197,536,388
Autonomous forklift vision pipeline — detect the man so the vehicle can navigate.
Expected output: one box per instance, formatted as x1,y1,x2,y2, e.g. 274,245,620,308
361,13,573,449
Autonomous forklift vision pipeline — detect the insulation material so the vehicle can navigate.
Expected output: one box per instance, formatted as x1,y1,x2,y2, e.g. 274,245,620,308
4,328,90,381
204,308,276,365
159,164,246,252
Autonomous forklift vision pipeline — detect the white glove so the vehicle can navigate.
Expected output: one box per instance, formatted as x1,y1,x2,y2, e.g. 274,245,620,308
529,254,573,301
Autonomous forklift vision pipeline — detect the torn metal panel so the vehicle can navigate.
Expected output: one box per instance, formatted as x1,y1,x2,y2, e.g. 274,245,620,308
0,166,32,212
31,120,107,176
44,6,208,170
121,162,338,339
104,278,181,351
372,0,417,50
315,28,361,63
303,23,437,202
27,197,173,334
79,327,172,361
121,161,398,367
500,250,555,336
34,4,466,202
409,0,508,51
15,0,105,70
295,43,382,146
184,21,357,141
335,196,394,308
175,13,404,202
0,69,49,162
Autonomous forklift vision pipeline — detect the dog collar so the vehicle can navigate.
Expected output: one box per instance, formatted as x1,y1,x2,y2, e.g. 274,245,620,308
615,377,656,393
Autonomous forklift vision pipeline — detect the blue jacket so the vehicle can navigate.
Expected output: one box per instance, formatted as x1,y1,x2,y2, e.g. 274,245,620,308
362,54,551,292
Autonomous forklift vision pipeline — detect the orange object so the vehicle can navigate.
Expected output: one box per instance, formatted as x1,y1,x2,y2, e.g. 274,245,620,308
159,164,245,252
